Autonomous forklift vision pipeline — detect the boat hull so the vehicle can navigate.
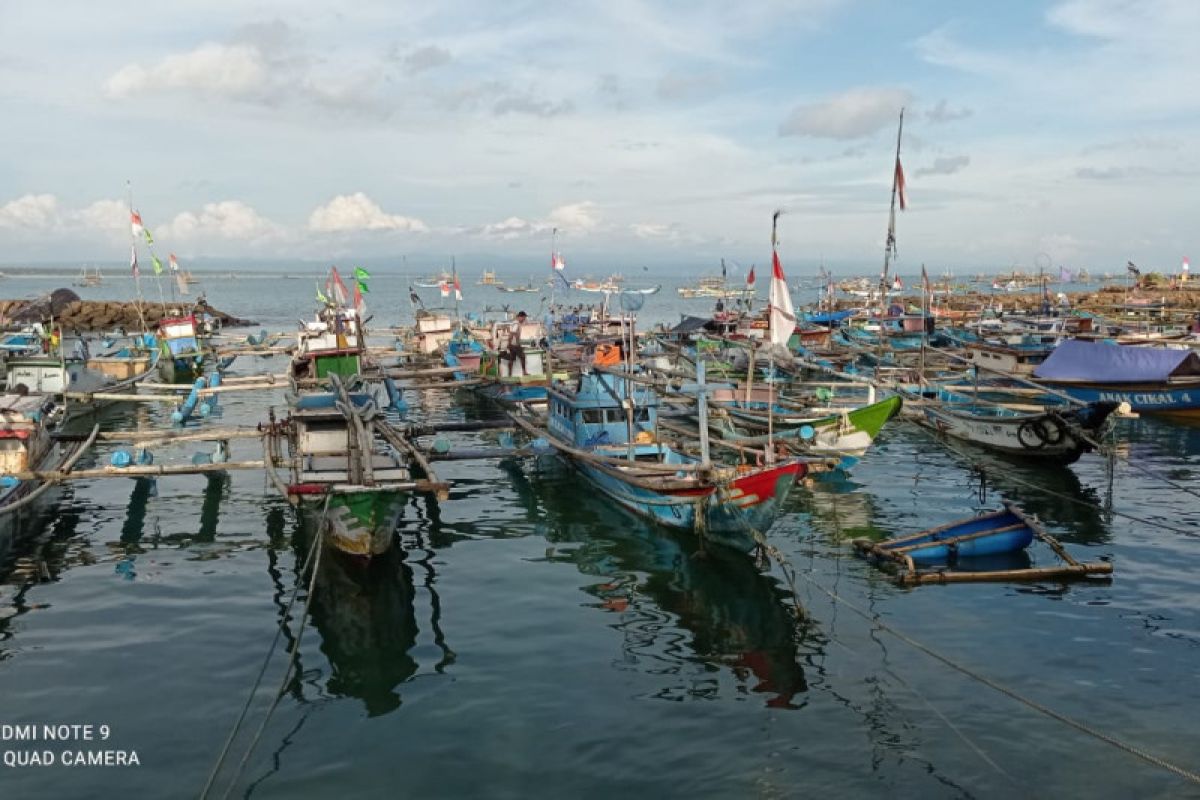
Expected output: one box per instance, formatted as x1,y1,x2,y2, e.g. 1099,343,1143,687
1037,381,1200,417
918,403,1112,464
573,459,802,552
300,490,406,559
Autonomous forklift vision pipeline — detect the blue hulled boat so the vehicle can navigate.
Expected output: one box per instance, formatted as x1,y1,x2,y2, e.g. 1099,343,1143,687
1033,339,1200,417
517,369,806,552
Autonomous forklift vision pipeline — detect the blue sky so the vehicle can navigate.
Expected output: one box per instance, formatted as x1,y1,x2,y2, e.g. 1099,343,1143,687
1,0,1198,275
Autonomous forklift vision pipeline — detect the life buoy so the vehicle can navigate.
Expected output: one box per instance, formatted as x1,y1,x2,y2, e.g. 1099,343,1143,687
1038,415,1067,445
1017,420,1046,449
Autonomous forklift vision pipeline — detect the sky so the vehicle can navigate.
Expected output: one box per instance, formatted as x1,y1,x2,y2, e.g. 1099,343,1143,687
1,0,1198,276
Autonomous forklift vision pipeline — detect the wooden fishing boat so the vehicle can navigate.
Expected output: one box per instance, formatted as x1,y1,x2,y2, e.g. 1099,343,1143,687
0,395,97,535
852,502,1112,585
1033,339,1200,417
515,369,806,552
3,334,158,418
471,315,565,407
156,314,206,384
264,381,447,559
709,394,903,459
905,386,1118,464
291,306,366,385
73,266,103,287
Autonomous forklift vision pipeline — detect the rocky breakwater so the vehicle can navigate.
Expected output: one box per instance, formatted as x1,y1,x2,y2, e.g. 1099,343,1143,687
0,291,256,332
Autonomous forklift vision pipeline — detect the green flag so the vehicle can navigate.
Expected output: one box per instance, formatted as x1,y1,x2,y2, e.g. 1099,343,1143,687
353,267,370,282
356,280,370,293
143,228,154,245
152,254,163,275
316,283,329,304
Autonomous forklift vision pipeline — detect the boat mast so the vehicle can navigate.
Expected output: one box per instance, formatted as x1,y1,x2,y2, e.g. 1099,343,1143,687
126,180,149,337
877,108,905,372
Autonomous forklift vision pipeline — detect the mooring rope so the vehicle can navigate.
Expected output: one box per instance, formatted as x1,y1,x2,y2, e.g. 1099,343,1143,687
798,570,1200,786
1073,426,1200,504
908,421,1200,538
200,494,329,800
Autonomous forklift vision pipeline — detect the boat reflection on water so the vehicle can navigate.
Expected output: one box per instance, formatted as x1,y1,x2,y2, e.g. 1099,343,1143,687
943,448,1113,545
799,471,887,543
295,515,454,717
506,459,821,710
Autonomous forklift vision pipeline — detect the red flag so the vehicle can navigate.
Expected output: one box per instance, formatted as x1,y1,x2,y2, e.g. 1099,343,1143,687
895,158,907,211
453,275,463,301
130,211,144,238
353,283,366,315
746,265,756,287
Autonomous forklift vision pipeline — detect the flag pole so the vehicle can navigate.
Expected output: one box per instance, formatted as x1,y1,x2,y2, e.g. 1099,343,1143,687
127,180,148,337
877,107,905,375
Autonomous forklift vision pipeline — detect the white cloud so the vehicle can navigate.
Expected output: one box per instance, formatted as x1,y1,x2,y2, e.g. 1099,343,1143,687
915,155,971,177
779,87,912,139
546,202,601,233
163,201,280,241
479,216,537,240
76,199,129,233
105,43,268,99
308,193,428,233
0,194,59,229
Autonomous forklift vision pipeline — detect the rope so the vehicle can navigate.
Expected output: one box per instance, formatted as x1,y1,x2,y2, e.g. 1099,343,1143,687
1075,428,1200,504
200,494,329,800
798,570,1200,786
908,421,1200,538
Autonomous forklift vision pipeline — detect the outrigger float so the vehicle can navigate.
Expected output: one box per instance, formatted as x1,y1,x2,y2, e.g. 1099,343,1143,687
852,502,1112,586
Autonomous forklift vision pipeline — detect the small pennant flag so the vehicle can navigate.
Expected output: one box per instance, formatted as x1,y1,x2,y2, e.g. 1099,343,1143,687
768,250,795,348
152,254,163,275
921,264,931,294
130,211,144,239
353,283,367,316
552,252,565,271
1127,261,1141,276
454,274,463,301
746,265,756,287
143,227,154,245
168,253,180,273
130,244,139,277
354,266,371,282
895,158,908,211
439,280,450,298
892,275,903,291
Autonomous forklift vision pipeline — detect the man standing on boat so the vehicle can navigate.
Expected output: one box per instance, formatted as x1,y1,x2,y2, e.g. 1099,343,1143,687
500,310,528,373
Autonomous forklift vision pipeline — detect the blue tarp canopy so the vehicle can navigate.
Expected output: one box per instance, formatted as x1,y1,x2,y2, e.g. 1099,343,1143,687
1033,339,1200,383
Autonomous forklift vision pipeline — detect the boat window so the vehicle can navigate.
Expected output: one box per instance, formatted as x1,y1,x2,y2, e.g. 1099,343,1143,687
604,409,624,423
633,407,650,422
581,409,604,423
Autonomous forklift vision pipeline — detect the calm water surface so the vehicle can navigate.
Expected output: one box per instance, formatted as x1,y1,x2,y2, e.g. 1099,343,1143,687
0,269,1198,798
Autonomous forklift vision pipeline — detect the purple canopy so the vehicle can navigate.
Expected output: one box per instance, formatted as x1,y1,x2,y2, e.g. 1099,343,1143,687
1034,339,1200,384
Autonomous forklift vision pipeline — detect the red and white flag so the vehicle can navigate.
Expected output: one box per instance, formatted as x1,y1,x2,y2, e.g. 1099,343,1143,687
453,275,463,301
130,211,144,239
168,253,179,273
326,266,350,306
130,243,139,277
895,158,907,211
552,252,565,271
746,265,756,288
439,280,450,298
353,283,367,316
768,251,795,348
893,275,904,291
1184,257,1191,274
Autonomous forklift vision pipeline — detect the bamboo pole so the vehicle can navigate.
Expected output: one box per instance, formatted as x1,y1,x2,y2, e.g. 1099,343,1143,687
899,562,1112,586
8,459,265,482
